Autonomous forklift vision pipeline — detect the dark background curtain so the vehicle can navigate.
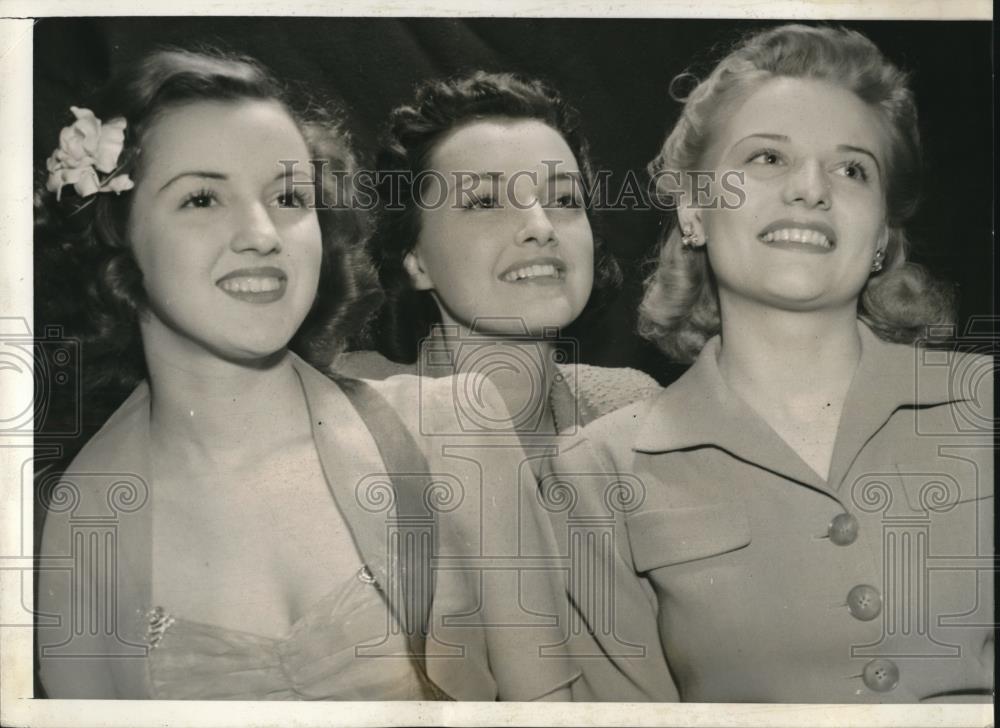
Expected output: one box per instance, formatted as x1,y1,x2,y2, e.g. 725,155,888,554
32,17,993,461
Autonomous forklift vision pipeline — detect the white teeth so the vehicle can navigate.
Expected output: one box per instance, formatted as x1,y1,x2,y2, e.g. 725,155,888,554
219,276,282,293
760,228,832,248
502,263,562,282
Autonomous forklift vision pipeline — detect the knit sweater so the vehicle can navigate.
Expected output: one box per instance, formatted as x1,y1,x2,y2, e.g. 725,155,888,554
332,349,662,434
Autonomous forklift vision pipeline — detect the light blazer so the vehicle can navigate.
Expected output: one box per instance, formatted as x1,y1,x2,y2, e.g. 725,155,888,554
544,324,993,702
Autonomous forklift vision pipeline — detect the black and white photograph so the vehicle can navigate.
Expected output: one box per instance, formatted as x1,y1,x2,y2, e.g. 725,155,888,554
0,2,994,726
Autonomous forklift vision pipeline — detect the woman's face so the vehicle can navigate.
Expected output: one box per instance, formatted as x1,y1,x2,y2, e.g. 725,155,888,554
127,99,322,362
405,119,594,337
694,76,889,315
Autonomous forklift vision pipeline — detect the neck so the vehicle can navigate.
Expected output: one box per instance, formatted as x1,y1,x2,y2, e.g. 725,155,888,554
142,341,308,464
431,324,558,436
715,294,862,411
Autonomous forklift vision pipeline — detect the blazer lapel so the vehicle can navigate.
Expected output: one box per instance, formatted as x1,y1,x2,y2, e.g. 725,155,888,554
634,337,831,495
826,326,963,489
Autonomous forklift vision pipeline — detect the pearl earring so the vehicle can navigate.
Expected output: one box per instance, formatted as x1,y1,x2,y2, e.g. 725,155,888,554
680,226,699,248
871,249,885,273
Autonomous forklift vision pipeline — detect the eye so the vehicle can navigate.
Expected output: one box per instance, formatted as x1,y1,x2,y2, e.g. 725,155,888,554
550,192,583,209
834,160,870,183
747,149,785,166
180,189,219,209
273,189,312,209
463,193,498,210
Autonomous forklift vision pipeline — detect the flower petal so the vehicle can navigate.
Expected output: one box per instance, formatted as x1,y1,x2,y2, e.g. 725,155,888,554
72,167,101,198
70,107,102,156
46,169,69,197
58,125,88,161
46,153,64,174
102,174,135,194
70,106,97,123
94,119,127,173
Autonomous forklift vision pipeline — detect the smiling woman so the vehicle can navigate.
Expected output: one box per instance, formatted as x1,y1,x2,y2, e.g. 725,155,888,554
402,118,595,338
334,72,662,447
546,24,993,702
126,100,324,362
34,48,578,701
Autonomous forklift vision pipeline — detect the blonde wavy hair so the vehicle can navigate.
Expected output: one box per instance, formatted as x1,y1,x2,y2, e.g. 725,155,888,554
639,24,956,363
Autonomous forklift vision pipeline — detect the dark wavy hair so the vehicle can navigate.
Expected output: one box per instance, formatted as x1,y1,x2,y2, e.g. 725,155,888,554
35,47,380,393
360,70,622,363
640,24,956,363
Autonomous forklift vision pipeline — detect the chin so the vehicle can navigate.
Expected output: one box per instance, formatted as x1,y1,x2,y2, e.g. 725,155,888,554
214,338,293,365
755,290,837,312
755,277,832,305
520,308,580,337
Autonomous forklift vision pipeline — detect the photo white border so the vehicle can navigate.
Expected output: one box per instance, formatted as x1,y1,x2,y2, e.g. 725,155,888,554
0,0,994,18
1,2,994,726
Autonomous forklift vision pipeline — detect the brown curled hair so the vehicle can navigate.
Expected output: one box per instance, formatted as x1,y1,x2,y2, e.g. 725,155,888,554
35,46,381,392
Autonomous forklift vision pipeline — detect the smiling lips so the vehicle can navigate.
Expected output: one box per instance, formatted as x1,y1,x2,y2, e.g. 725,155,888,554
500,258,567,283
216,267,287,303
759,221,837,251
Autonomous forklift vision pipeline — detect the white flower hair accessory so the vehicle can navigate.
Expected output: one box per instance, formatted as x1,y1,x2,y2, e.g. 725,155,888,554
45,106,135,202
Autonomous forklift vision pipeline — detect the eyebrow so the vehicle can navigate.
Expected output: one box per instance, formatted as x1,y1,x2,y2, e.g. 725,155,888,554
836,144,882,175
733,133,790,146
159,171,226,193
458,169,582,181
158,169,306,193
731,135,882,175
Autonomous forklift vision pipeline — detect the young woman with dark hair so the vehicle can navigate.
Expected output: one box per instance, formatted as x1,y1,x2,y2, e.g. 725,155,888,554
334,71,660,444
35,49,577,701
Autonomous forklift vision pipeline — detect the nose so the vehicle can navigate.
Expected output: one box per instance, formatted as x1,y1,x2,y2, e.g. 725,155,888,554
231,202,282,255
515,200,557,247
783,158,831,210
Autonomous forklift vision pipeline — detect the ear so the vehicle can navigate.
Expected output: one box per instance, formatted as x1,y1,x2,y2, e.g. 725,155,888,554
676,206,707,248
403,249,435,291
877,225,890,255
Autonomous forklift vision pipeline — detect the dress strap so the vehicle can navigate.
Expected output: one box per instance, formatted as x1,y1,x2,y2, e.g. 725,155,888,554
330,374,452,700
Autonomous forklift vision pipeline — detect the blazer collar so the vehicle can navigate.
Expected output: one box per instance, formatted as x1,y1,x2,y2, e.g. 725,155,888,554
633,323,963,491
